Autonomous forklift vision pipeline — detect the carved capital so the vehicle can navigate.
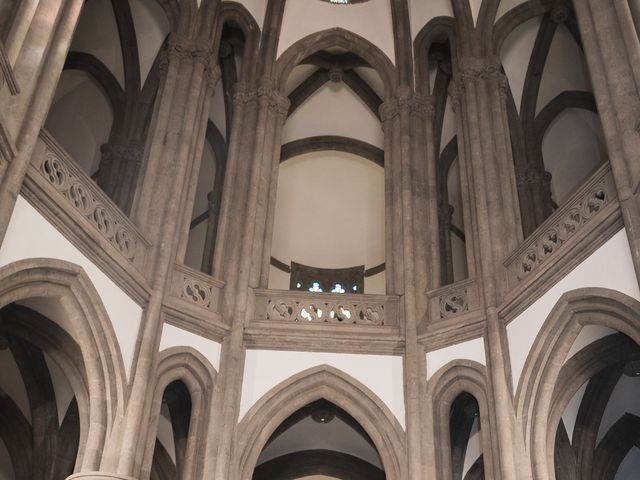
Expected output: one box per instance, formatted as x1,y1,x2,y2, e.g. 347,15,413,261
516,167,552,187
258,78,290,118
379,92,435,122
232,82,257,107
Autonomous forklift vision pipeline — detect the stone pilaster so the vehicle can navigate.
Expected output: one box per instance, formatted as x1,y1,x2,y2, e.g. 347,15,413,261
451,56,530,480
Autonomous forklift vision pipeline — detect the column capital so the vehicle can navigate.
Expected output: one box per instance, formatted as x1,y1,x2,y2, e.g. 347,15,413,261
159,34,220,89
257,78,291,119
379,91,435,123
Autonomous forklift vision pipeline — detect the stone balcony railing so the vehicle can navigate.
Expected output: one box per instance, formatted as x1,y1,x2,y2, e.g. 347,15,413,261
252,289,399,327
504,162,617,286
426,277,481,321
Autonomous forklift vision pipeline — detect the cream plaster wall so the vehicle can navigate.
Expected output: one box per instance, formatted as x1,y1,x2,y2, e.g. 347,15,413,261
131,0,170,84
45,69,113,176
615,447,640,480
469,0,482,25
560,380,587,442
0,196,143,379
565,325,617,362
257,416,382,467
282,82,384,148
240,350,405,428
496,0,528,22
159,323,222,371
269,151,385,277
277,0,395,64
426,337,486,380
408,0,453,40
44,352,75,427
537,23,592,115
227,0,267,30
541,109,606,204
597,375,640,444
71,0,124,88
462,419,482,477
507,229,640,390
501,17,541,112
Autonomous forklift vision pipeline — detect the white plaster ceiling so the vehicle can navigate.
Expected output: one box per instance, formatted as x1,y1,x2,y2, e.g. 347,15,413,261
257,416,382,468
131,0,170,84
271,151,385,270
282,82,383,147
71,0,125,88
277,0,396,64
409,0,454,40
496,0,529,23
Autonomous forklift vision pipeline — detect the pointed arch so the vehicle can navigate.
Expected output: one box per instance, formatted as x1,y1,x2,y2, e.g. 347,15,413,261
235,364,407,480
274,28,397,98
424,360,498,480
515,288,640,480
140,346,218,479
413,16,456,96
0,258,127,470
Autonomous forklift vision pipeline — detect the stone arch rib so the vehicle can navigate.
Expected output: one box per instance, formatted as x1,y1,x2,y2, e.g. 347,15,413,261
515,287,640,480
0,258,127,470
235,364,407,480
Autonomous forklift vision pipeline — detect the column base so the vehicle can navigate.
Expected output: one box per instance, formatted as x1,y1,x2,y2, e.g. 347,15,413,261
66,473,138,480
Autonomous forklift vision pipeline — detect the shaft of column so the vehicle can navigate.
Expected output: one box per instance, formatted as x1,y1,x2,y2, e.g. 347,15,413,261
109,33,218,477
0,0,83,244
574,0,640,283
453,56,530,480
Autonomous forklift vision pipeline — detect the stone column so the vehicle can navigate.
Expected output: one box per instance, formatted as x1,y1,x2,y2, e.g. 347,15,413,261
0,0,83,243
380,89,437,479
204,79,289,480
90,32,220,479
450,56,530,480
572,0,640,281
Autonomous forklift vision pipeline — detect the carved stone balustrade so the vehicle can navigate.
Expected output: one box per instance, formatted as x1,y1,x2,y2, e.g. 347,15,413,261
34,131,149,266
170,263,225,313
426,277,481,321
22,131,151,302
505,162,618,285
253,289,399,327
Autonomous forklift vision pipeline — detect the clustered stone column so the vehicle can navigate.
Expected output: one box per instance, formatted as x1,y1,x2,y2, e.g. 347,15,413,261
449,56,531,480
203,77,289,480
82,30,221,480
572,0,640,283
380,88,439,479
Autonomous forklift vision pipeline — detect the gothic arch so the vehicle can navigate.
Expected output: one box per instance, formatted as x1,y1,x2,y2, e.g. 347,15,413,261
0,257,127,470
235,364,407,480
274,28,397,98
515,288,640,480
492,0,556,54
425,360,498,480
413,16,456,95
215,2,260,73
140,346,218,479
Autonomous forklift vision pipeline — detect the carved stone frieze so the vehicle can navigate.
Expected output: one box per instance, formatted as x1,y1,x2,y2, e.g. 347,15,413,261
506,163,617,280
254,290,399,327
258,78,290,118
